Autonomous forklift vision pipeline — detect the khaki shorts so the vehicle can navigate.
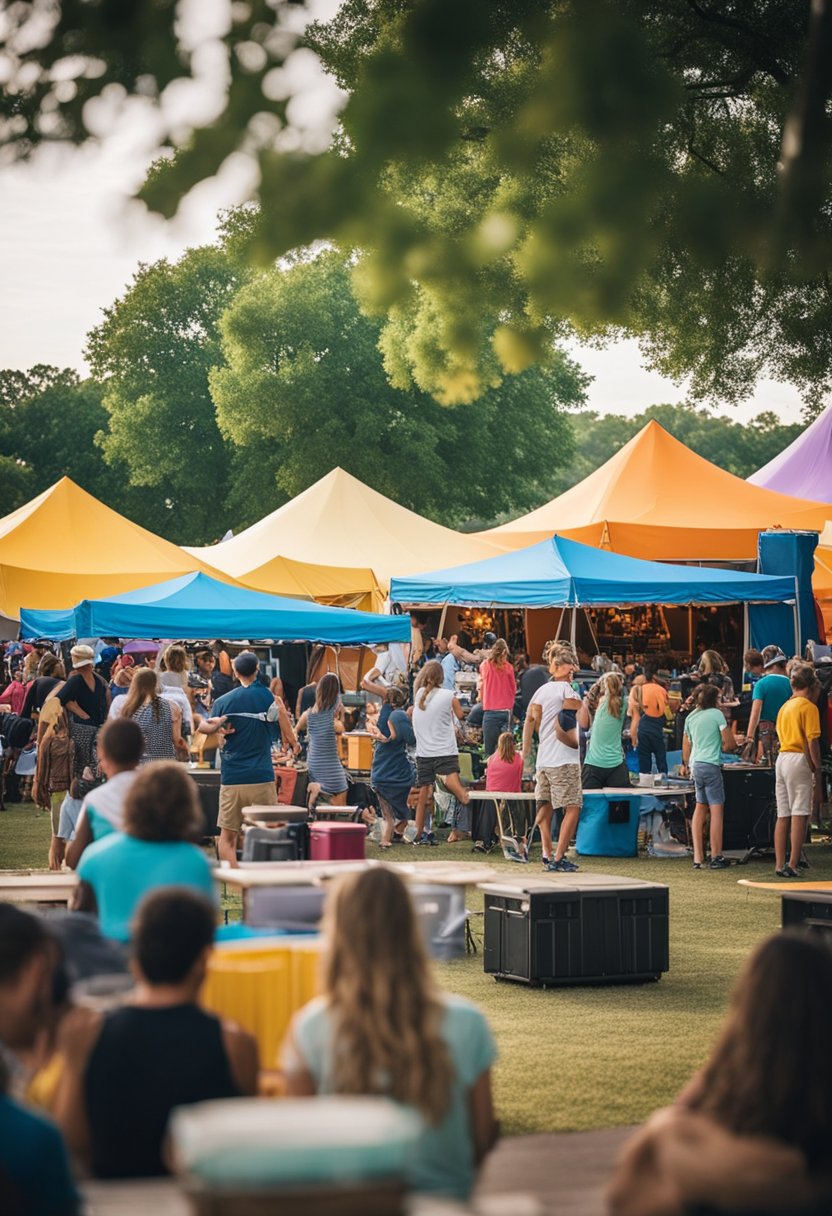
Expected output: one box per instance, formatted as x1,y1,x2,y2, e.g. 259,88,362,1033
218,781,278,833
535,765,582,810
775,752,813,818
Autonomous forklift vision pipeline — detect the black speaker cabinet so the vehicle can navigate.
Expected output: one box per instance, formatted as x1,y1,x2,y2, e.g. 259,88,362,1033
187,768,221,839
781,891,832,943
721,766,776,851
483,877,669,987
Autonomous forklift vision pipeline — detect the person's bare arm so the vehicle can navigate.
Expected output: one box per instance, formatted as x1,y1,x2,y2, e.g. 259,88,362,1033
720,724,737,753
68,879,98,915
681,734,692,774
65,812,93,870
563,696,581,711
51,1007,103,1163
170,703,190,757
222,1022,259,1096
806,736,822,773
577,698,592,730
279,1024,317,1096
448,641,480,664
295,711,309,735
522,702,541,758
628,696,640,746
276,698,299,753
452,696,466,721
64,700,89,720
468,1069,499,1165
746,699,763,741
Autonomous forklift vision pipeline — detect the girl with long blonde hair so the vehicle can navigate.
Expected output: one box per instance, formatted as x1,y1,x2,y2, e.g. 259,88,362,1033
578,671,630,789
411,661,469,844
281,868,498,1199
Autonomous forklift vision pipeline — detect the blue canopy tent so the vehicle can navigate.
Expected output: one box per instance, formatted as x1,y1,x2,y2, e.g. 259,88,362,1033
390,536,798,608
20,572,410,645
391,536,799,654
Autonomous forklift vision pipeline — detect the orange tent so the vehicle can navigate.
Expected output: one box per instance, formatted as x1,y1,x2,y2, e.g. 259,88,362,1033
480,421,831,561
814,524,832,641
0,478,229,625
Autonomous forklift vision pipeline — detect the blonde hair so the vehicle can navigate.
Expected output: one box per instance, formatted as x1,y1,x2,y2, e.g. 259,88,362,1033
699,649,726,675
496,731,516,763
601,672,623,720
414,660,444,711
548,644,578,669
163,644,189,675
321,868,454,1123
489,638,509,667
121,668,162,722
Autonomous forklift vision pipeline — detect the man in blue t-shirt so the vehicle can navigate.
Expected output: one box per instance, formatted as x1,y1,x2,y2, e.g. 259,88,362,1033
198,651,298,866
747,648,792,763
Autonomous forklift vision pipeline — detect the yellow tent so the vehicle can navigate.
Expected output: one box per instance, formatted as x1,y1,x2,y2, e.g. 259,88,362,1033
0,478,222,623
814,523,832,641
187,468,504,606
481,420,832,561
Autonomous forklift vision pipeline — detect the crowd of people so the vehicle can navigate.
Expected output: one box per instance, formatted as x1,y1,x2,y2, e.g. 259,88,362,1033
0,630,830,1211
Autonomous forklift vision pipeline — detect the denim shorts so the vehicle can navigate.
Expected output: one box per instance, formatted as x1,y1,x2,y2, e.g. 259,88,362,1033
692,761,724,807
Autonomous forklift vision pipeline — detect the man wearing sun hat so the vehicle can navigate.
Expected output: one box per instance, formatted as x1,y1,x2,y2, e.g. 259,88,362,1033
55,645,111,790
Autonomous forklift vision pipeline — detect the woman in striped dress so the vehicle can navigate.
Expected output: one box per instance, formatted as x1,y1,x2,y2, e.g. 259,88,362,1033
121,669,189,764
297,673,348,806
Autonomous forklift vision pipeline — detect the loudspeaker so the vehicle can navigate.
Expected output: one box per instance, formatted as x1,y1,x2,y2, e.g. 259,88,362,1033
722,767,776,851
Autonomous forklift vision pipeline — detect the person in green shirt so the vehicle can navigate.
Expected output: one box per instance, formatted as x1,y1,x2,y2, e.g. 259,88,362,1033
578,672,630,789
682,684,737,870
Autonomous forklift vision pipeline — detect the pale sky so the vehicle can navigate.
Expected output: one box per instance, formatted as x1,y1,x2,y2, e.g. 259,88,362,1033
0,0,808,426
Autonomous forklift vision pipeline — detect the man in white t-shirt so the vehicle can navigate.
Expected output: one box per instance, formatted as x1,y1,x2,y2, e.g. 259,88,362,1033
522,644,582,872
361,642,409,698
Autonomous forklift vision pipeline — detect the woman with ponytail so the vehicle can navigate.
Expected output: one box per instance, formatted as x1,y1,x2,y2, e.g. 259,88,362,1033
578,671,630,789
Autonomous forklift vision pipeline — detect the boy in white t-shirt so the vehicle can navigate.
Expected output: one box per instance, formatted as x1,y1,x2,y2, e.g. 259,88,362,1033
522,644,582,872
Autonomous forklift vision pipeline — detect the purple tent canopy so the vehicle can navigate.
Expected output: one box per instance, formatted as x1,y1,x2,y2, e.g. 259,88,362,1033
748,403,832,503
122,639,160,655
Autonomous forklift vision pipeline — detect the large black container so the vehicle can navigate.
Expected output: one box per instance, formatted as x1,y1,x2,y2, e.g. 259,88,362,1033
187,767,221,841
483,876,669,986
781,891,832,942
721,766,776,851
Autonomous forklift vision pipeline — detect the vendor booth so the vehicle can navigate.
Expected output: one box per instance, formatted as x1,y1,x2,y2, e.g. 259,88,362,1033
186,467,504,608
390,534,799,671
477,420,830,562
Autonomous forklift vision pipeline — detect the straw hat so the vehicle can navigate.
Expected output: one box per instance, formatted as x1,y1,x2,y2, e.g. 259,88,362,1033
70,644,95,669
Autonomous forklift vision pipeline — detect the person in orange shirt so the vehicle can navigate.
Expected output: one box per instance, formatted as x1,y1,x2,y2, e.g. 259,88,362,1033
628,664,669,778
773,665,821,878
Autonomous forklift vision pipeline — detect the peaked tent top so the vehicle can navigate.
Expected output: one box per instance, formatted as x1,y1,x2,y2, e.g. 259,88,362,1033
391,534,798,607
0,477,220,619
748,403,832,503
479,421,830,561
20,571,411,645
186,467,504,589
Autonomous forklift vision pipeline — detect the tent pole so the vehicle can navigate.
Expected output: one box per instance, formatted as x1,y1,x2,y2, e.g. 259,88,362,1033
742,602,749,657
570,607,577,649
437,603,449,640
585,608,599,656
793,576,801,655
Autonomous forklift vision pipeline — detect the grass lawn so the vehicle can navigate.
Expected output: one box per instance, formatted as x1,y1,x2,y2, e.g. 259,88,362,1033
3,801,830,1134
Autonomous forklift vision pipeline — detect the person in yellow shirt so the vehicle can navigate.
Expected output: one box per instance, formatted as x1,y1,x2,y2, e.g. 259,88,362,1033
774,666,821,878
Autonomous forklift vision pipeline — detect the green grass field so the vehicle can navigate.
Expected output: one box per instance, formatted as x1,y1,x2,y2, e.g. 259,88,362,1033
2,801,829,1134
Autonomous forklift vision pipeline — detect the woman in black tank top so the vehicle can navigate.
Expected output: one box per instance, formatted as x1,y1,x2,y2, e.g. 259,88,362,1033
85,1004,238,1177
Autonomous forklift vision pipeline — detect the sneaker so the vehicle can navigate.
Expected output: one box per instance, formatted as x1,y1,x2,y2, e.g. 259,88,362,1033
708,855,731,870
797,857,811,870
413,833,433,846
692,861,703,870
541,856,551,868
776,865,800,878
545,857,580,873
505,845,525,864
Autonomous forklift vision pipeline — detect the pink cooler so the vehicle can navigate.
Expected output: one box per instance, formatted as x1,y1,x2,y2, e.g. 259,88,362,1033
309,821,367,861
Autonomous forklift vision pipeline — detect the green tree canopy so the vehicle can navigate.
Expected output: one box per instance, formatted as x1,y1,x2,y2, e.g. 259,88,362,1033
3,1,830,409
86,245,249,543
210,249,587,526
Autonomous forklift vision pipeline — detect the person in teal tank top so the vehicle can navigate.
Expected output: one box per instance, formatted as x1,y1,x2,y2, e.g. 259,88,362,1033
682,684,737,870
578,672,630,789
281,867,498,1200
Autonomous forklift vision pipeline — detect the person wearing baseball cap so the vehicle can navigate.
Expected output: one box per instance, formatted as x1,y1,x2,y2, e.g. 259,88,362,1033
197,651,296,866
746,646,792,764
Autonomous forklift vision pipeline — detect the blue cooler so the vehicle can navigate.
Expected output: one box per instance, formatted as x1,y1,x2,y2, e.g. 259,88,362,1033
576,791,642,857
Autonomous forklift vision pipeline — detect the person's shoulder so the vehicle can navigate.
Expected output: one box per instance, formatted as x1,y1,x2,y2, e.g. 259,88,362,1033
78,830,125,870
440,991,489,1026
0,1093,64,1152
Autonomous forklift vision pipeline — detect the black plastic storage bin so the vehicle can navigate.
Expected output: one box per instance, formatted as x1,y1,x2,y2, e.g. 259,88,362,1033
781,891,832,942
482,875,669,986
721,766,776,851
